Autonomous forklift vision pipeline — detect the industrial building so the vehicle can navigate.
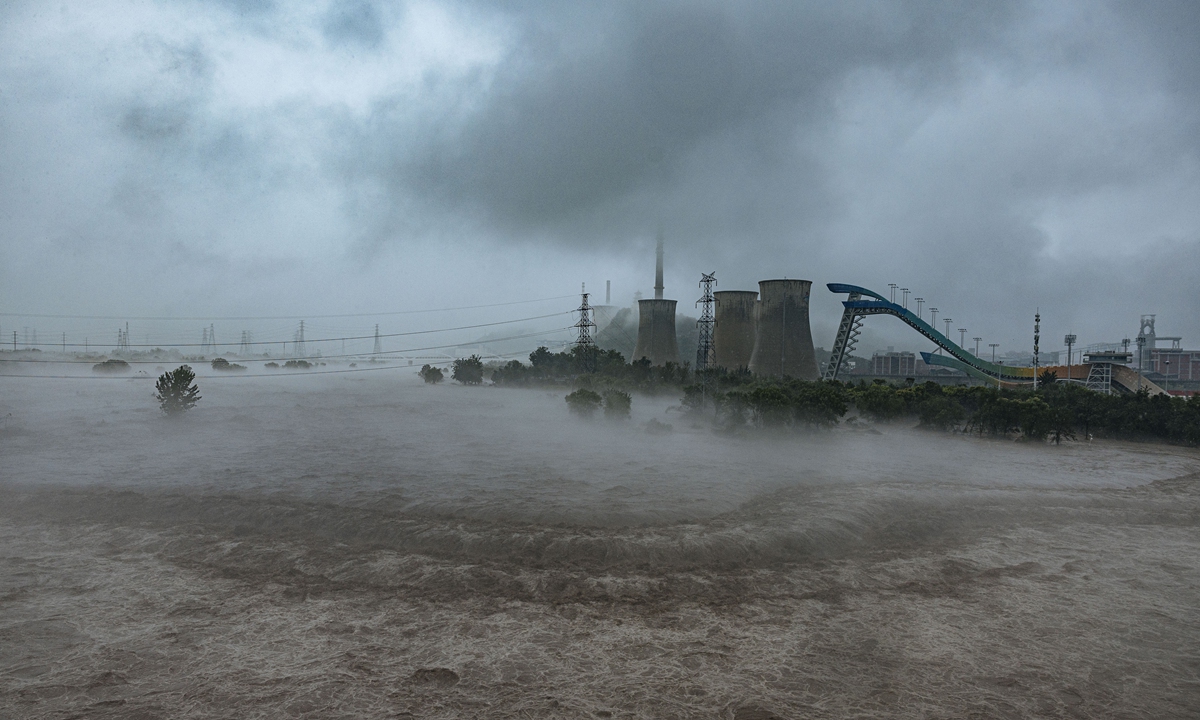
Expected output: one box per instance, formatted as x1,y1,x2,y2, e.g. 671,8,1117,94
870,350,916,376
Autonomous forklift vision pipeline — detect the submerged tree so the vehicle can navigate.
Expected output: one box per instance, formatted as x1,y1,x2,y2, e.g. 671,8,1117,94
154,365,201,416
565,388,603,418
452,355,484,385
419,364,444,384
603,389,632,420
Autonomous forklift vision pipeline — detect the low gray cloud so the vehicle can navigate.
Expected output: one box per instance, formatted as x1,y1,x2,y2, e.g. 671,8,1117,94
1,0,1198,352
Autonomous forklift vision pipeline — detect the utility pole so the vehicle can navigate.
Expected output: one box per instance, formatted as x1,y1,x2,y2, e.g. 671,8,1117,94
573,283,596,373
1064,334,1077,382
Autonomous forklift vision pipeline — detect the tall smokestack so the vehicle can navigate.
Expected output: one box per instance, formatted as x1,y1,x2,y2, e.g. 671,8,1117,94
654,230,664,300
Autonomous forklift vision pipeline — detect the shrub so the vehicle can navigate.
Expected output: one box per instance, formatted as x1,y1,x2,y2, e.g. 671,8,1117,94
419,364,444,384
211,358,245,371
283,360,312,370
603,389,632,420
452,355,484,385
92,359,131,373
154,365,201,416
565,388,603,417
264,362,279,369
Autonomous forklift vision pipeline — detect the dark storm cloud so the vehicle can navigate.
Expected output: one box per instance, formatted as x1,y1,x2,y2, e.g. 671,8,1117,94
2,0,1199,348
377,1,1025,241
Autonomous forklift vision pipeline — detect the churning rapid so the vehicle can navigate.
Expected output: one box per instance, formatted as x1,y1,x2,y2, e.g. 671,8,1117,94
1,370,1198,719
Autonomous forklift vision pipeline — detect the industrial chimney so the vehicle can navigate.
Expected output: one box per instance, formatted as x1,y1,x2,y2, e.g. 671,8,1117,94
633,231,679,365
748,279,818,379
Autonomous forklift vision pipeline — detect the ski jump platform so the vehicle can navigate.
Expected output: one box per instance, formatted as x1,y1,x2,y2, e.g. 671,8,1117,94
823,283,1167,395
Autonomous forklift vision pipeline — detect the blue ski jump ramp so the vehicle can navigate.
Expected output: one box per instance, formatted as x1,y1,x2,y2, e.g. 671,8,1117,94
822,283,1167,395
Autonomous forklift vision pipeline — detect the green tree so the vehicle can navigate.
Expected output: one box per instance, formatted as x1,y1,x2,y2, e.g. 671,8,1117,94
419,364,444,384
452,355,485,385
154,365,201,416
565,388,603,417
603,389,632,420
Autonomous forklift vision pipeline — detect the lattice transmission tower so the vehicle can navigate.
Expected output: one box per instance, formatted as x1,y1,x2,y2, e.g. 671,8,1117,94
373,324,383,355
695,272,717,372
294,320,306,357
573,283,597,373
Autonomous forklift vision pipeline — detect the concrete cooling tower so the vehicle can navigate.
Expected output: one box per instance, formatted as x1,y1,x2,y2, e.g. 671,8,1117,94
748,279,819,380
631,230,679,365
713,290,758,370
633,299,679,365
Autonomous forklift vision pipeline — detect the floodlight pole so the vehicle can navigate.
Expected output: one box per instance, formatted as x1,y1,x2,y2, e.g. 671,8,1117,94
1064,334,1077,382
1136,334,1145,392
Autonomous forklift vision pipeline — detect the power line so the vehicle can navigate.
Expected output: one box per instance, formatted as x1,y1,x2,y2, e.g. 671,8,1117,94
0,294,577,321
0,326,574,366
0,327,573,377
2,311,570,350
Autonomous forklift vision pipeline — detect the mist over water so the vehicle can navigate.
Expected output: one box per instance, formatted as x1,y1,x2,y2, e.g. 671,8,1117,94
2,371,1199,718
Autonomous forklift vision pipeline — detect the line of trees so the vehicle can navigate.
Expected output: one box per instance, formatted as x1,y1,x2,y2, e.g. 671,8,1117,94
489,346,691,393
693,377,1200,445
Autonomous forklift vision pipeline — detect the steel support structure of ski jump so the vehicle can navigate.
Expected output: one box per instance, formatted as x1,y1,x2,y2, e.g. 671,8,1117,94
822,283,1169,395
824,283,1031,385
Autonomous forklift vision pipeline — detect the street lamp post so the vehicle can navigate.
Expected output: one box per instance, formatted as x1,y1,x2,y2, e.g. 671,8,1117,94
944,318,953,344
888,283,898,303
915,298,924,320
1064,334,1077,382
901,288,910,309
973,337,982,356
958,328,967,348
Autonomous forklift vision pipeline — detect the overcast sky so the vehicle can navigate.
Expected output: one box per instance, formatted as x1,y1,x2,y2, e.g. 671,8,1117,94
1,0,1198,355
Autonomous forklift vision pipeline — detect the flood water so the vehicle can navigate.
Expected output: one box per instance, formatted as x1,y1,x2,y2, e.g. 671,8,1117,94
2,367,1198,718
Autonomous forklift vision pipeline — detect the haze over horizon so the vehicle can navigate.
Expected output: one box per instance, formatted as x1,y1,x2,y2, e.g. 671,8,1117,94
2,0,1198,356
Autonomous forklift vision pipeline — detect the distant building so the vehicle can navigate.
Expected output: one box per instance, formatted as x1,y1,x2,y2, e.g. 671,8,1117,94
871,350,916,376
1148,347,1200,382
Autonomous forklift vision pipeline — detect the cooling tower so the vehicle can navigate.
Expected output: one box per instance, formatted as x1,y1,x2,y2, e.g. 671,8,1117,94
633,299,679,365
713,290,758,370
748,279,819,380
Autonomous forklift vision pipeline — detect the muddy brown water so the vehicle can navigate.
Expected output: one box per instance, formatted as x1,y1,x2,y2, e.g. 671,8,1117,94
1,369,1198,718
